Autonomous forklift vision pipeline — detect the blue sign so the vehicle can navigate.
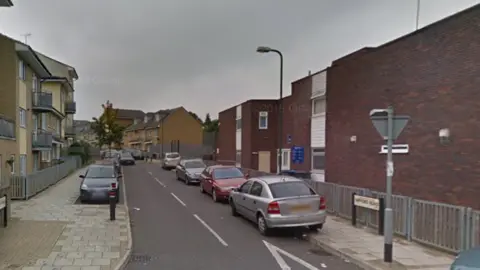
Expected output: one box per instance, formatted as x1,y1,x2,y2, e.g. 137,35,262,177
291,146,304,164
287,135,292,144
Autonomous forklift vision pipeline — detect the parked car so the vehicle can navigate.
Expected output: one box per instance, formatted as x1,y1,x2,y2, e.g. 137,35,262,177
119,152,135,166
162,152,181,170
176,159,206,185
450,246,480,269
199,165,249,202
131,149,144,160
79,164,120,203
229,175,326,236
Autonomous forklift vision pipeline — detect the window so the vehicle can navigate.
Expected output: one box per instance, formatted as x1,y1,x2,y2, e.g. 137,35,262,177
282,151,289,166
249,182,263,197
269,182,315,198
312,148,325,171
41,150,50,162
259,111,268,129
312,98,326,115
41,113,47,130
236,118,242,130
18,60,25,80
19,108,26,128
56,119,61,134
0,155,2,186
235,150,241,167
19,155,26,176
213,167,244,179
32,74,37,91
85,166,115,178
239,180,253,193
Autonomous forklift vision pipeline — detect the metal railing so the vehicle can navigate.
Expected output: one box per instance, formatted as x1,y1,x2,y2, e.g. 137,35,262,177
10,156,82,200
32,129,53,149
206,159,479,254
32,91,53,109
65,101,76,113
0,115,15,138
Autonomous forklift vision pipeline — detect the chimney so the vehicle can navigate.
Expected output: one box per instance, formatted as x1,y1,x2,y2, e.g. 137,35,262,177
144,115,148,123
155,113,160,121
308,70,311,76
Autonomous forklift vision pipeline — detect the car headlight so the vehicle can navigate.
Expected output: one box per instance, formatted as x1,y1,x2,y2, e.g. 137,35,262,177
81,184,88,190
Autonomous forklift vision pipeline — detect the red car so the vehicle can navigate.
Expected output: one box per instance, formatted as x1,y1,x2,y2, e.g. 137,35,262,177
199,165,249,202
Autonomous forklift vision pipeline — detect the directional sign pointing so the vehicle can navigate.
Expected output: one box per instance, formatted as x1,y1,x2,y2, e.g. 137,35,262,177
263,240,322,270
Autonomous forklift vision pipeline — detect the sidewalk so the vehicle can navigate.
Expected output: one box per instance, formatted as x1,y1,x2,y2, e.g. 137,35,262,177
0,168,132,270
307,216,454,270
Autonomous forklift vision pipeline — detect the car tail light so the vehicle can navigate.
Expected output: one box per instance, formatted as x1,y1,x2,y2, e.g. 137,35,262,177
320,196,326,210
111,183,117,189
267,201,281,214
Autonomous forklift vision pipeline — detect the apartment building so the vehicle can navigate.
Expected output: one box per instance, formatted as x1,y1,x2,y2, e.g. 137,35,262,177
0,34,78,175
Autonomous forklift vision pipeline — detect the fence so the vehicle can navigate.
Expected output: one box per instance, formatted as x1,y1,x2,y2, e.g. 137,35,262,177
206,159,479,254
10,156,82,200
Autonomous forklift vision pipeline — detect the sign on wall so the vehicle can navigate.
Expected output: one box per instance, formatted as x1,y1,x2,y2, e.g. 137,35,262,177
291,146,304,164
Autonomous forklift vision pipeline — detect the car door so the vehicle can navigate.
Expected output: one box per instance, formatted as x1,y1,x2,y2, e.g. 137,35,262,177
243,181,264,221
177,161,185,180
235,180,253,217
200,167,212,193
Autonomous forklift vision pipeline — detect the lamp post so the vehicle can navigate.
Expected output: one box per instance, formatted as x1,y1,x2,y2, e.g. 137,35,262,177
256,46,283,174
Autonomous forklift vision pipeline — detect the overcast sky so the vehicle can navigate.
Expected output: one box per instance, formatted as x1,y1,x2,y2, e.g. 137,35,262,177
0,0,478,121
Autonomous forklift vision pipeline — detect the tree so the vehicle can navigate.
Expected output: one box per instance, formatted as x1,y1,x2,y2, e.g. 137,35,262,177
91,101,125,149
203,113,219,133
204,113,212,127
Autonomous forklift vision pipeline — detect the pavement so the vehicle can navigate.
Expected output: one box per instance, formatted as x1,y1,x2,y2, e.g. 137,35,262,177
0,167,131,270
123,162,360,270
306,215,455,270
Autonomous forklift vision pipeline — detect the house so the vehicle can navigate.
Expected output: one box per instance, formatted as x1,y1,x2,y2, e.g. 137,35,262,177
74,120,96,146
0,33,79,176
114,108,145,128
218,76,312,173
123,107,204,155
325,4,480,208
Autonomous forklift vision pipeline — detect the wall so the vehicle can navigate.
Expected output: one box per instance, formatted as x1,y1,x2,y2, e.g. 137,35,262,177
0,36,16,120
161,107,203,145
326,7,480,209
218,106,236,162
42,82,61,114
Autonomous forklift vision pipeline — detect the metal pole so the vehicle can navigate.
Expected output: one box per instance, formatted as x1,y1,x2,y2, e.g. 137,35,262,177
384,106,394,262
274,50,284,174
415,0,420,30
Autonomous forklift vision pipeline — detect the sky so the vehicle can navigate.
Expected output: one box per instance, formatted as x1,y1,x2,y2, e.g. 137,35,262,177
0,0,479,121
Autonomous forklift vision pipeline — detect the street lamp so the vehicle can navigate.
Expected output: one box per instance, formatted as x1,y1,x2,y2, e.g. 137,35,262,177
256,46,284,174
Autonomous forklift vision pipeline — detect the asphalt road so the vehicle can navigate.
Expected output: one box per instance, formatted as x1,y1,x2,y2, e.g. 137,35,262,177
123,162,361,270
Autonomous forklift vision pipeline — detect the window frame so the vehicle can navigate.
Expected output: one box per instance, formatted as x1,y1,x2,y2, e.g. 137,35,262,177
235,150,241,167
239,180,253,193
259,111,268,129
312,97,326,116
18,60,25,81
236,118,242,130
311,147,325,171
249,181,263,197
32,74,37,91
19,108,26,128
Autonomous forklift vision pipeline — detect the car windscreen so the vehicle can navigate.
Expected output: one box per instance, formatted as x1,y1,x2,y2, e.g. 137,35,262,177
213,168,244,180
166,153,180,159
121,153,133,159
185,161,205,168
268,181,316,198
85,166,115,178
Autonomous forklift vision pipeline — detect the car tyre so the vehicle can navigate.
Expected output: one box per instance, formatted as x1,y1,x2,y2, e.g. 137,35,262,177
257,214,271,236
212,189,218,203
230,199,239,217
176,172,180,180
308,224,323,231
200,182,205,193
185,176,190,185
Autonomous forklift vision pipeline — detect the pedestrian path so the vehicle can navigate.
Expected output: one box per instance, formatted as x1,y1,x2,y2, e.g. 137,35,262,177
308,216,454,270
0,168,131,270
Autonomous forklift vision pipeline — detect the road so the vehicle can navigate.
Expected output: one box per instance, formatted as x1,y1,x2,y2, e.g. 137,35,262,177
123,162,361,270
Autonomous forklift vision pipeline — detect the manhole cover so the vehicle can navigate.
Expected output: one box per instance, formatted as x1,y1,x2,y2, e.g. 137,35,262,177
129,254,152,263
309,247,333,256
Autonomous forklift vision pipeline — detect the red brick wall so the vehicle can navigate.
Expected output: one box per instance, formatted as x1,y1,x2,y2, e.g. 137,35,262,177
326,7,480,209
218,107,236,162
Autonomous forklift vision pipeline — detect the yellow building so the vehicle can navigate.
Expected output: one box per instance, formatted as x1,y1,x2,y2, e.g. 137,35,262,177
123,107,203,152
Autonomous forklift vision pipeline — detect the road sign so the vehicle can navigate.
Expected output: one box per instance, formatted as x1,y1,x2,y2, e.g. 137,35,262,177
291,146,304,164
263,240,321,270
371,115,410,141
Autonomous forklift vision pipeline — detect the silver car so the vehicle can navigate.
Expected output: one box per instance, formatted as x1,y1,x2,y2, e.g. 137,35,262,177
162,152,181,169
176,159,206,185
229,175,327,236
79,164,120,203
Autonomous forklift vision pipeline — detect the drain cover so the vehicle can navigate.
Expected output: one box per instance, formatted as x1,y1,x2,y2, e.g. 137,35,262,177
129,254,152,263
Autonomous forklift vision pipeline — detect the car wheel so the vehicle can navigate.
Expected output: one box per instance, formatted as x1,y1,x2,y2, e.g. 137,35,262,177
176,172,180,180
230,199,239,217
309,224,323,231
185,176,190,185
200,182,205,193
212,189,218,202
257,214,271,236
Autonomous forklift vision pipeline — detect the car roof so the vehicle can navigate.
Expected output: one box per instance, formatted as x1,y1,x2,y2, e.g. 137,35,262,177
253,175,303,184
89,163,115,168
183,158,203,162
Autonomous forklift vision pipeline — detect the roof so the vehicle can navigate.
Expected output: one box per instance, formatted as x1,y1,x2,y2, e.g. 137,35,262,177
256,175,302,184
332,3,480,66
36,51,79,80
115,109,145,119
124,107,182,131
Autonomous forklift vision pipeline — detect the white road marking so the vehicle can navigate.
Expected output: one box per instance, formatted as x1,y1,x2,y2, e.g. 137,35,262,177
193,214,228,247
153,177,166,187
148,171,152,175
263,240,321,270
170,193,187,207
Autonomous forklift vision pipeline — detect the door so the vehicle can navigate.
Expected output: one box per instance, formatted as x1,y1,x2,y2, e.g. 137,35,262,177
235,180,253,216
277,149,291,173
200,167,213,193
258,151,271,173
244,181,264,221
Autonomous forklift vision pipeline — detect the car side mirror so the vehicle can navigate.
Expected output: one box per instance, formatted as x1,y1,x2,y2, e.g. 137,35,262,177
79,175,85,179
245,173,250,179
232,187,240,192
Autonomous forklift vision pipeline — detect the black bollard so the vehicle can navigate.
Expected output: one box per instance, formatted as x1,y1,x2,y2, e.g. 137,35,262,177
109,189,116,221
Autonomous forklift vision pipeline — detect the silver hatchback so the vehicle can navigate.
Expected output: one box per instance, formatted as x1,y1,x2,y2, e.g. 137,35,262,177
229,175,327,235
162,152,181,169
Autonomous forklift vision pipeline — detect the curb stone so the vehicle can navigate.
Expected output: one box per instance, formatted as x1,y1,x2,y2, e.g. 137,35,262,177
114,167,133,270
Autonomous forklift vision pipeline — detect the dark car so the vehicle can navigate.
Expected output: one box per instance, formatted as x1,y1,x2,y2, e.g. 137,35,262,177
176,159,206,185
79,164,120,203
119,152,135,166
450,246,480,269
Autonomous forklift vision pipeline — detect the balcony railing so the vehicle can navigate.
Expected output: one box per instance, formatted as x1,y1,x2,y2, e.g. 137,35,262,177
32,129,53,149
65,101,76,114
32,92,53,111
0,115,15,139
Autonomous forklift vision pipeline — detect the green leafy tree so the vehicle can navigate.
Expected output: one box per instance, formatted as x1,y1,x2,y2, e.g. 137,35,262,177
91,101,125,149
203,113,219,132
204,113,212,127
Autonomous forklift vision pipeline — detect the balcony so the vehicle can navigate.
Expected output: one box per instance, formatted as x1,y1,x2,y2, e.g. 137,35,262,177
32,130,53,150
65,101,76,114
0,116,15,139
32,92,53,112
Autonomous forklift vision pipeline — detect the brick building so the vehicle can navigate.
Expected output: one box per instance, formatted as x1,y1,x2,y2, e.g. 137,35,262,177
217,70,323,173
325,4,480,209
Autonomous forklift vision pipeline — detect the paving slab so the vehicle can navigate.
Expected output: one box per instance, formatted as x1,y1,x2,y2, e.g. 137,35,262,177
0,168,132,270
307,216,455,270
